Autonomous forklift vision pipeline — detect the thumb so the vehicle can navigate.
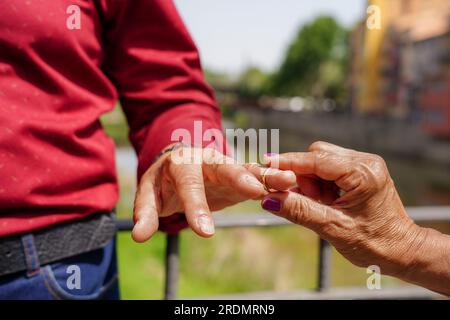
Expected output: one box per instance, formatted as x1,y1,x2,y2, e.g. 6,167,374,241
131,171,161,243
261,191,339,234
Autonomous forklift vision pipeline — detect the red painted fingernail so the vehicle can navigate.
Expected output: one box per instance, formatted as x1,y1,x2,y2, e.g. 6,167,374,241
263,153,278,165
262,197,281,212
264,153,278,157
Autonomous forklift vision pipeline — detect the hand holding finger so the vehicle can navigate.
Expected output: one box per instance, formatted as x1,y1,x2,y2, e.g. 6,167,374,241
244,163,297,193
260,191,345,237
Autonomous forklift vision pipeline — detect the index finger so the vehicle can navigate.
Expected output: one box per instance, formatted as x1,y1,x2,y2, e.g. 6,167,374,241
265,152,351,185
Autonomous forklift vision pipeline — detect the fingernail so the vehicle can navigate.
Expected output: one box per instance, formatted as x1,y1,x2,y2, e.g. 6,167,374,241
197,215,215,235
262,197,281,212
263,153,278,165
264,153,278,157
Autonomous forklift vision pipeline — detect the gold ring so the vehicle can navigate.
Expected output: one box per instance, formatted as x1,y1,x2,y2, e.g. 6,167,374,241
247,162,262,168
261,167,273,192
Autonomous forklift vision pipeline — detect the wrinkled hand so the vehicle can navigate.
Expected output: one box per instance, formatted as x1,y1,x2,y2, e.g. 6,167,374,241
132,146,296,242
261,141,425,277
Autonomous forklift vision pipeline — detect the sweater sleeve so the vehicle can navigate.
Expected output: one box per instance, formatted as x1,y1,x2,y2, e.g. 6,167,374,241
101,0,225,233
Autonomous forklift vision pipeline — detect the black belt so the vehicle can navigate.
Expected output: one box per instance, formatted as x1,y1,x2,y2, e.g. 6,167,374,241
0,211,117,277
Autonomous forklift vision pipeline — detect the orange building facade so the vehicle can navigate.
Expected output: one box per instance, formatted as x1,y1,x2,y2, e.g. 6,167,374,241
349,0,450,137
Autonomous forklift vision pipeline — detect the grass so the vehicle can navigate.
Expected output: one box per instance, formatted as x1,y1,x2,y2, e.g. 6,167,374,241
116,199,405,299
100,104,130,146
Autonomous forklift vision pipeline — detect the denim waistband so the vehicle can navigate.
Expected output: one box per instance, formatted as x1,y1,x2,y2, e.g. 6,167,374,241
0,211,116,278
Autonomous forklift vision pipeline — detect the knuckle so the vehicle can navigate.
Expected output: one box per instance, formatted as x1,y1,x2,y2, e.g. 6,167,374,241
355,163,376,193
289,198,307,225
176,172,203,189
352,158,388,194
320,211,339,235
371,154,387,168
308,141,327,152
312,150,329,170
313,150,329,160
369,155,389,189
312,150,335,172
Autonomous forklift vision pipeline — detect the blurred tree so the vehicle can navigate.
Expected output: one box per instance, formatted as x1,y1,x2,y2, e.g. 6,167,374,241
237,66,269,97
268,16,349,104
204,69,234,88
203,68,238,120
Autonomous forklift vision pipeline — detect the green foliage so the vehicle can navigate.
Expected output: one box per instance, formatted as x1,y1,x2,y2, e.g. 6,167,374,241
237,66,269,97
233,111,249,128
204,69,234,88
100,103,130,146
220,104,236,120
117,200,388,299
268,16,349,101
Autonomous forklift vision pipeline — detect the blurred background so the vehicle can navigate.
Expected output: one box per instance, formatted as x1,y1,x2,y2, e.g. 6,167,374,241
100,0,450,299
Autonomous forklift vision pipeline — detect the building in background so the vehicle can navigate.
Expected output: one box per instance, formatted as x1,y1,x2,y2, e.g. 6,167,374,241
349,0,450,137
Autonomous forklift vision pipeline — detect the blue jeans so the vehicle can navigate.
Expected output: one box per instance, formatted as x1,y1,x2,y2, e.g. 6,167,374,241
0,234,119,300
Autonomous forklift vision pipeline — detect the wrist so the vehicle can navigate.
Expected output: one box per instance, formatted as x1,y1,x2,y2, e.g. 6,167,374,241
398,225,450,295
155,142,188,162
400,225,430,272
382,221,426,278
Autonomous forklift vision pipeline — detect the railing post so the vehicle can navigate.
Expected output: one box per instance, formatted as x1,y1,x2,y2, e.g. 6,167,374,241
164,233,180,300
317,238,331,291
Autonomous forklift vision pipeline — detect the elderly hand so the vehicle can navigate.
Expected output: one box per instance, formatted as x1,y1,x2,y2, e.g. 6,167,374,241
132,145,296,242
261,142,450,295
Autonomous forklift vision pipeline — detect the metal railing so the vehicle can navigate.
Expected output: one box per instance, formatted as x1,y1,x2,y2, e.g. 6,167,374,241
116,206,450,300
